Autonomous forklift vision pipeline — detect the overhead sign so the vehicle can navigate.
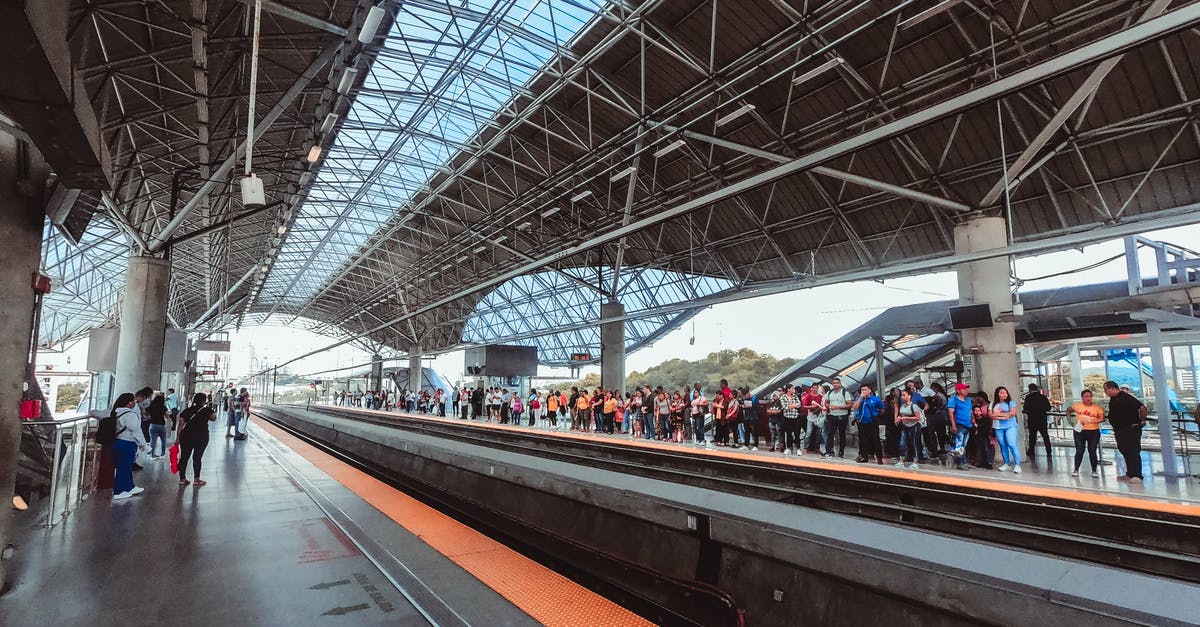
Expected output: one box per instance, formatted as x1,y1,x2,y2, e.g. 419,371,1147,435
196,340,231,352
569,352,592,362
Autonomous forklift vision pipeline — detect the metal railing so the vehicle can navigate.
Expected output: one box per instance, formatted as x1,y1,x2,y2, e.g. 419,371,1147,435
22,413,98,528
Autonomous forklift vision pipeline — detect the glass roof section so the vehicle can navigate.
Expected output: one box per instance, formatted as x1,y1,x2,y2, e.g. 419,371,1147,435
463,267,735,365
264,0,606,307
40,216,129,346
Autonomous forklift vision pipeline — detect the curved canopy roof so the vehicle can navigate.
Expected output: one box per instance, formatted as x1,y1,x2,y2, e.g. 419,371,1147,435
29,1,1200,367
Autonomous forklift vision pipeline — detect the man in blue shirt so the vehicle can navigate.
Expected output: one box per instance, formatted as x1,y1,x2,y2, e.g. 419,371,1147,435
946,382,975,470
853,385,885,464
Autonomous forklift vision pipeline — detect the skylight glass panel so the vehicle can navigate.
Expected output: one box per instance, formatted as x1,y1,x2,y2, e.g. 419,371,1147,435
463,267,735,365
267,1,606,307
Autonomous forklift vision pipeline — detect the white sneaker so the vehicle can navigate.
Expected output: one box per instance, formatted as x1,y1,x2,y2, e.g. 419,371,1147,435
908,463,919,470
1070,470,1079,477
894,461,906,468
129,486,145,496
998,464,1011,472
113,491,133,500
1012,465,1022,474
1091,471,1100,478
750,447,758,451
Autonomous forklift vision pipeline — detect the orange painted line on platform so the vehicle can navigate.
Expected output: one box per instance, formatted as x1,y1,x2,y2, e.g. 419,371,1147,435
329,405,1198,518
254,418,653,627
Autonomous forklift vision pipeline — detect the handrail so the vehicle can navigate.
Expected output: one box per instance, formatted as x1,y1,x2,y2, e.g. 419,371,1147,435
22,412,98,527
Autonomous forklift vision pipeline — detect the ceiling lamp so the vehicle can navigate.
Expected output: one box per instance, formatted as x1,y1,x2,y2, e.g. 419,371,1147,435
715,103,755,127
570,190,592,202
358,4,386,44
792,56,845,86
541,206,562,218
654,138,686,158
306,145,322,163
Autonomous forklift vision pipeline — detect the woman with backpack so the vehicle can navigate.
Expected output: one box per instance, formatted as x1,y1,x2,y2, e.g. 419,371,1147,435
176,393,216,486
107,393,147,500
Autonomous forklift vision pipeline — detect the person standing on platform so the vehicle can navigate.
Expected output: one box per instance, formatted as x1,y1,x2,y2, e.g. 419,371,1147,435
853,385,884,464
235,387,251,439
1023,383,1053,460
546,390,559,429
689,385,708,445
824,377,852,458
165,388,179,430
110,393,147,500
1068,390,1105,477
895,389,924,469
225,386,242,438
803,383,825,455
176,393,215,487
780,384,802,455
1103,381,1147,484
991,386,1022,474
145,393,169,460
740,386,759,451
471,386,484,421
601,390,617,434
923,382,950,460
947,383,975,470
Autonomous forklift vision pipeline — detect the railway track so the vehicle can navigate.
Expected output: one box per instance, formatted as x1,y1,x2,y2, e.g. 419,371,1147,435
294,405,1200,585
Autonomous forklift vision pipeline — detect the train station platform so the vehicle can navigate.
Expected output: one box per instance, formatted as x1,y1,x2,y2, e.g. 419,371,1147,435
0,418,645,626
308,404,1200,508
259,403,1200,626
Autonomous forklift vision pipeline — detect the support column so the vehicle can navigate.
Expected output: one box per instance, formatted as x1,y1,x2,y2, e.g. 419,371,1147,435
954,217,1020,401
873,336,886,394
115,256,171,392
409,352,422,393
370,353,383,392
600,301,625,393
1069,343,1085,400
1145,323,1181,477
0,133,50,591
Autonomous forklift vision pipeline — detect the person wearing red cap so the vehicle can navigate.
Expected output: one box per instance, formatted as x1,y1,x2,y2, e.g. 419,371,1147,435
947,382,975,470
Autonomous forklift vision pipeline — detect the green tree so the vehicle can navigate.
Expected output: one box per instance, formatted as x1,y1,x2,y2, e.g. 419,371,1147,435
55,382,87,412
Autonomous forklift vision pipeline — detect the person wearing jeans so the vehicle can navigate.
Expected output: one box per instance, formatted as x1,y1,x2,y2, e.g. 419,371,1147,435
1068,390,1105,477
110,393,148,500
689,387,708,444
946,382,975,470
824,378,852,457
990,386,1022,474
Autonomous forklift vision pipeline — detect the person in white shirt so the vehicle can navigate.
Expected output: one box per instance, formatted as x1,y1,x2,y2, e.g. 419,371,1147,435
111,393,148,500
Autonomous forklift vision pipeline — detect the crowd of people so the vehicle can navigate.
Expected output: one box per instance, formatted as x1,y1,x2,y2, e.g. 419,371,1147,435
100,383,252,500
352,377,1149,484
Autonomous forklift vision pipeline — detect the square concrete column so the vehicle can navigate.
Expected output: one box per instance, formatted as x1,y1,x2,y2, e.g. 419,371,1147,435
0,133,50,591
954,216,1020,401
115,256,171,392
600,301,625,393
409,352,422,393
370,354,383,392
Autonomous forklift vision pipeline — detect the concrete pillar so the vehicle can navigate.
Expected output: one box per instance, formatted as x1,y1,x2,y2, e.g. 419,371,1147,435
409,352,422,393
954,216,1020,402
1145,323,1181,477
600,301,625,393
1068,343,1085,400
0,133,50,592
873,335,886,394
115,256,171,392
370,353,383,392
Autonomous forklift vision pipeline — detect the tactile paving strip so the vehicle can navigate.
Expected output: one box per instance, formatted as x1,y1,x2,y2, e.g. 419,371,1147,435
256,418,654,627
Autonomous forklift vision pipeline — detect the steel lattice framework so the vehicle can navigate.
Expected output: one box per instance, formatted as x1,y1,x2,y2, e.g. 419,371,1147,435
30,0,1200,368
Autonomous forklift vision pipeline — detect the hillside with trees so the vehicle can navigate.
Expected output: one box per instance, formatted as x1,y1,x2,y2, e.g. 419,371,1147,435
549,349,795,393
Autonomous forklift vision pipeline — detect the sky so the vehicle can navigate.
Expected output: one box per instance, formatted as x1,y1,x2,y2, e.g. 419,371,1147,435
178,222,1200,388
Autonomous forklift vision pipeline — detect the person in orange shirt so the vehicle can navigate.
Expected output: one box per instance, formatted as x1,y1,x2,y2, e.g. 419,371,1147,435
1068,390,1106,477
602,391,618,434
546,390,559,429
575,390,592,432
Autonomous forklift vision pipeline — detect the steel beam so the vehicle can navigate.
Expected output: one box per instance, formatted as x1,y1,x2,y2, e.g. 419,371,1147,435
979,0,1173,207
146,40,340,252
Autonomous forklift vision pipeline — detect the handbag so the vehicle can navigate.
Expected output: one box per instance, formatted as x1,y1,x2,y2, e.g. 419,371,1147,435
169,442,181,474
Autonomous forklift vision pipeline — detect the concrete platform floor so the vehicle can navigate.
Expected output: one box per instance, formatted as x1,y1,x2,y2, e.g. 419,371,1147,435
0,418,541,627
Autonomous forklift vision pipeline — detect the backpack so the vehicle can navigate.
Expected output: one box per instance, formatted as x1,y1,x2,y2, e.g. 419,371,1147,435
95,411,128,446
531,398,540,409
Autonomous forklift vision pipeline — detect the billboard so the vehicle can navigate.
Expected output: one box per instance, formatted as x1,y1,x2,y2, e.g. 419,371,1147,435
463,344,538,377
